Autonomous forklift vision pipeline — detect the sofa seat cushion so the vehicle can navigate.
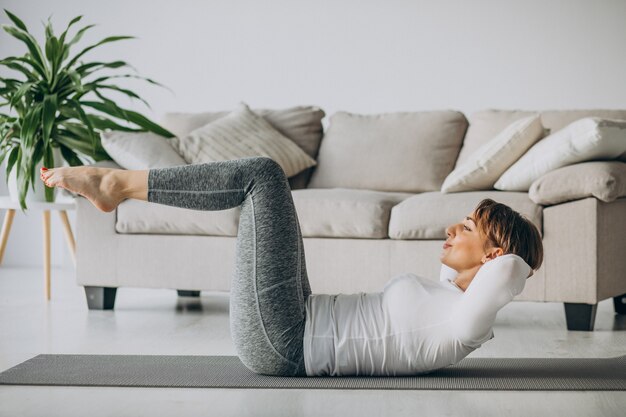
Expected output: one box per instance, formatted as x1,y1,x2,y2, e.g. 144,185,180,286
291,188,414,238
116,199,241,236
116,188,413,239
388,191,542,240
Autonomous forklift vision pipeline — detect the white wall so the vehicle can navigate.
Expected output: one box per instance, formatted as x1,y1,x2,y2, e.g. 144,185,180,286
1,0,626,267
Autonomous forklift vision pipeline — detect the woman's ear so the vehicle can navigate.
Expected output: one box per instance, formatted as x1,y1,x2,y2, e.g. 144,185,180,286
482,247,504,263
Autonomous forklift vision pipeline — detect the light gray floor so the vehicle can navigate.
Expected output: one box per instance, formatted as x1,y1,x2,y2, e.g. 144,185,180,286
1,266,625,417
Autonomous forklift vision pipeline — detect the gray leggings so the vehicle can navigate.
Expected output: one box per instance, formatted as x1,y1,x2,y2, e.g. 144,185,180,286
147,157,311,376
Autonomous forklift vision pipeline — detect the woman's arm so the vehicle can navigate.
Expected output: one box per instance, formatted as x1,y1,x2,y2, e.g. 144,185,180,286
448,254,532,347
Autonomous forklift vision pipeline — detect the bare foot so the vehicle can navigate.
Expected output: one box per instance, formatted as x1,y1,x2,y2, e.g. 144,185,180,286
40,166,125,212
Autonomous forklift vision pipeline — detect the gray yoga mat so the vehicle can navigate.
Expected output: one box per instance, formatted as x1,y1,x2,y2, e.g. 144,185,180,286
1,354,625,390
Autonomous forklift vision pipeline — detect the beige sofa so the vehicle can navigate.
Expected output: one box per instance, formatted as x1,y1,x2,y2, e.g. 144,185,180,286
75,107,626,331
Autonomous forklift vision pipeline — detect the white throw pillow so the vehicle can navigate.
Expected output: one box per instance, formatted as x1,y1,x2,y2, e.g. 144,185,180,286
100,130,187,170
172,102,317,178
494,117,626,191
441,115,544,192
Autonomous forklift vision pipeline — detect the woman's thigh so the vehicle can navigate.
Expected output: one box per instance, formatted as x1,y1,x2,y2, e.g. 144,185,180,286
229,162,310,377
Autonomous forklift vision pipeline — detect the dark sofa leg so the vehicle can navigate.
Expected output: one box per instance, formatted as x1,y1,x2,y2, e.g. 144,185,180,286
614,293,626,315
84,286,117,310
563,303,597,331
177,290,201,297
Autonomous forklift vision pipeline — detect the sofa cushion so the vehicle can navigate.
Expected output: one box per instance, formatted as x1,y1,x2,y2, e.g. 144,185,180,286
456,109,626,168
116,188,413,239
441,115,544,192
170,102,317,178
116,199,241,236
388,191,542,240
291,188,413,238
307,110,468,193
529,161,626,205
100,130,187,170
160,105,326,190
495,117,626,191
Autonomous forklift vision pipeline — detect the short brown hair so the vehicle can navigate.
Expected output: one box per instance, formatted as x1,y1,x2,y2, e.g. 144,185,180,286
472,198,543,272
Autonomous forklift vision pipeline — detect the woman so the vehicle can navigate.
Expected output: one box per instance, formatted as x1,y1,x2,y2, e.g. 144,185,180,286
40,156,543,377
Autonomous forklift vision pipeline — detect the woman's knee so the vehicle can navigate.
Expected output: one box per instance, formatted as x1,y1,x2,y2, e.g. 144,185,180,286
250,157,287,184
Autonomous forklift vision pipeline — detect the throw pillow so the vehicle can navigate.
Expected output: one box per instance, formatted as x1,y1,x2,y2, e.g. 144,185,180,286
528,161,626,205
441,115,544,192
494,117,626,191
100,130,187,170
172,102,317,178
160,106,325,158
160,105,326,190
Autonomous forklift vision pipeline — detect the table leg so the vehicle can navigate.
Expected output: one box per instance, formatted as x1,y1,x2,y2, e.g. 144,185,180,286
58,210,76,267
0,209,16,265
43,210,51,301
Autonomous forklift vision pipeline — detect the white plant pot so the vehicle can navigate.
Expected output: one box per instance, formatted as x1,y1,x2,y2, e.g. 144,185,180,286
6,146,65,203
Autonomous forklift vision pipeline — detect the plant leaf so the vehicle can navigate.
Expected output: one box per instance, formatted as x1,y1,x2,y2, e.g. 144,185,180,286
75,60,131,76
4,9,29,32
1,25,49,79
44,16,55,39
65,23,96,49
5,146,19,178
41,94,58,145
86,114,144,132
85,83,150,108
55,130,109,161
20,104,43,151
1,55,47,79
68,100,97,153
31,137,44,171
45,34,60,63
55,130,97,156
9,81,34,109
81,98,174,137
64,35,134,71
58,15,82,45
58,142,84,166
85,73,171,92
0,58,37,81
42,143,56,201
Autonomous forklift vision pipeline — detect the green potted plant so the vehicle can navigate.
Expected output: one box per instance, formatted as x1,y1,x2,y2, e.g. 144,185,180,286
0,10,174,211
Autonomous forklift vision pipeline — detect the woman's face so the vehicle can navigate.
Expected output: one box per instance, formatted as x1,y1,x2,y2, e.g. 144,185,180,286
440,211,494,272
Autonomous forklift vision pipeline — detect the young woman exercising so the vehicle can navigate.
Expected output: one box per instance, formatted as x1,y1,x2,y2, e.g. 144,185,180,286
39,156,543,377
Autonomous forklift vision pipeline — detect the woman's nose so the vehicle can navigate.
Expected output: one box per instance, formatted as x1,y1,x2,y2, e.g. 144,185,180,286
446,223,459,237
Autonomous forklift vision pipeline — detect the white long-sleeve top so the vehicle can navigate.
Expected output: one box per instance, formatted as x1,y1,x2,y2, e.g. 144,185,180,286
302,254,531,376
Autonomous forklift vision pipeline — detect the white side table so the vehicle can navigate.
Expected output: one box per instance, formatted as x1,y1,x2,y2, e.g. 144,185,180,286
0,196,77,300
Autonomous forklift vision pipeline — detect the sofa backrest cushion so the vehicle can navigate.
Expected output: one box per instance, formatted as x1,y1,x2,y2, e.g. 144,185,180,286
456,109,626,168
160,105,325,190
307,110,468,193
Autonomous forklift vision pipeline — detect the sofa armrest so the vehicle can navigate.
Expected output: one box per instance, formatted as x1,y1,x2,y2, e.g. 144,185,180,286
75,194,119,287
529,161,626,206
